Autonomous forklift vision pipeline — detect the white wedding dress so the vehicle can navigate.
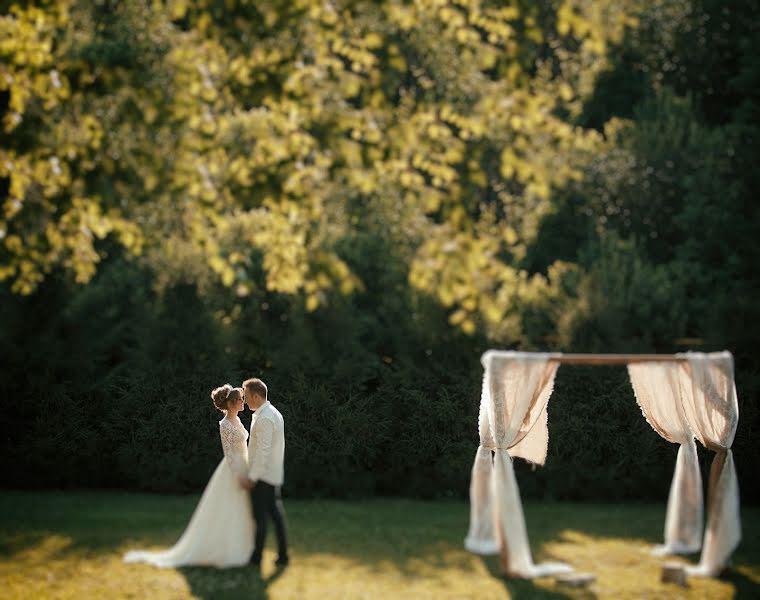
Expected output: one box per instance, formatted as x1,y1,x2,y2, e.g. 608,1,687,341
124,418,255,567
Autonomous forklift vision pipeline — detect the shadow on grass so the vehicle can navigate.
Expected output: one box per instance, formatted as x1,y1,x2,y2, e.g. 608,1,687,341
723,568,760,600
179,564,286,600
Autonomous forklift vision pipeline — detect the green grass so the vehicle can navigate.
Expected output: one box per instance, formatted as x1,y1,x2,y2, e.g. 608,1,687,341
0,491,758,599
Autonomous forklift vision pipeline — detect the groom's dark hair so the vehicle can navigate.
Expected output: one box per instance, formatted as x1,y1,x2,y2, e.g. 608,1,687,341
243,377,268,400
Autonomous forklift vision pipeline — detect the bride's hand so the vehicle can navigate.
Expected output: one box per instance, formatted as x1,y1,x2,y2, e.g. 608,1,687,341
239,477,254,490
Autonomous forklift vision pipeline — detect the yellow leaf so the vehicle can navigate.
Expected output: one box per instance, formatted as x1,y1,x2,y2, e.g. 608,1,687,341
449,309,467,326
306,294,320,312
461,319,476,335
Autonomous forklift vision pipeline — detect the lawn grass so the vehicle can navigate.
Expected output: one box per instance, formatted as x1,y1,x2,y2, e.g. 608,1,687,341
0,491,758,599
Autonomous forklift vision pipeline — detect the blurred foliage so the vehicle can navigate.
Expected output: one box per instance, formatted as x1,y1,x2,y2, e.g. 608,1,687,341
1,0,635,328
1,0,758,502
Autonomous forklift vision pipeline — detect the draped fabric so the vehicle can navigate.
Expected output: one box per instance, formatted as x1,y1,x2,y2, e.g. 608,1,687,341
465,349,740,580
628,362,703,555
465,351,572,578
678,352,741,576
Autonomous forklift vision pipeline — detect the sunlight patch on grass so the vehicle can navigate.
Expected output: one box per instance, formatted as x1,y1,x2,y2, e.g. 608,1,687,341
535,529,750,599
0,538,192,600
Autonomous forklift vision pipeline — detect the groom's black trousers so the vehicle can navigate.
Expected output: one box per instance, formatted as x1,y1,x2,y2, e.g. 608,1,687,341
250,481,288,564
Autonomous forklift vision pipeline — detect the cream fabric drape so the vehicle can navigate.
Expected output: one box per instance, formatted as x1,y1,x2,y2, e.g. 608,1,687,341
678,351,741,576
628,362,703,555
465,351,572,578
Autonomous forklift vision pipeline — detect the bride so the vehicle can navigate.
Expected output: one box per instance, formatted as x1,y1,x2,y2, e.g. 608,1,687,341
124,384,255,567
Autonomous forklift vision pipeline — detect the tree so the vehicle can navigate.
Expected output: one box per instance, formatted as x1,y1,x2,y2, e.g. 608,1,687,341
2,0,639,342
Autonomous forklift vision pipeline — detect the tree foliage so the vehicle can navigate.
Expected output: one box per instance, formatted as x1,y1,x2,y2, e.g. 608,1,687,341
2,0,636,333
2,0,759,502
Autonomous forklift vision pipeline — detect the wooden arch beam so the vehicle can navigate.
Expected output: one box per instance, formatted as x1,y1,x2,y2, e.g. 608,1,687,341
552,354,686,365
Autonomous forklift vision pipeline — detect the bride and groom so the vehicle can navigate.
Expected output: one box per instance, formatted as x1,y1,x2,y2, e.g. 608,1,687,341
124,378,289,569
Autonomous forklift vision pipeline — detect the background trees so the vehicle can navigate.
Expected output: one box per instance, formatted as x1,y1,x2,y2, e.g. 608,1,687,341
2,0,758,502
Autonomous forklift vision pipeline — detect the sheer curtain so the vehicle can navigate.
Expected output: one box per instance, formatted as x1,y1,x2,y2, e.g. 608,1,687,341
628,362,703,555
465,351,572,578
466,349,741,579
679,352,741,576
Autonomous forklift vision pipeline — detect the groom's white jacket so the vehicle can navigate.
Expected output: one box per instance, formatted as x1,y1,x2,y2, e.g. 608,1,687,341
247,400,285,486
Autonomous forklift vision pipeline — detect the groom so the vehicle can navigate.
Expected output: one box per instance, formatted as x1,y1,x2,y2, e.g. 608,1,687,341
242,377,289,568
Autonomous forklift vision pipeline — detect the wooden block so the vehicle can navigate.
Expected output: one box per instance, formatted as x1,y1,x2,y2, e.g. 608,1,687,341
555,572,596,587
661,562,687,586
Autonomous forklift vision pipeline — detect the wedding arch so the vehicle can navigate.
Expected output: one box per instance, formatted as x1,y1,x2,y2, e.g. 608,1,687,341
464,351,741,580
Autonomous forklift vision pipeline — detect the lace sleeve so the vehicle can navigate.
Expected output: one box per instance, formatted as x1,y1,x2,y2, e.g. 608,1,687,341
219,422,247,479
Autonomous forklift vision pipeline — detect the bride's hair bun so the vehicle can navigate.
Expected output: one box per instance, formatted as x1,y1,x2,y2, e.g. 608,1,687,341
211,384,234,412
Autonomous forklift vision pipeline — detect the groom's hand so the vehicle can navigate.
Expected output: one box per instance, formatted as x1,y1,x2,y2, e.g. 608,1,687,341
239,477,254,490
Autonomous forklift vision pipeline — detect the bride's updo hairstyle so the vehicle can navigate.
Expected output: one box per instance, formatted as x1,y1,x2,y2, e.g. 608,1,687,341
211,384,241,413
